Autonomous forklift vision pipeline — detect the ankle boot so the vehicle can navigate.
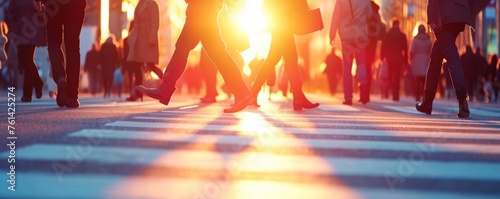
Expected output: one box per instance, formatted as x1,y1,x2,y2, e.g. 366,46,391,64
136,82,175,106
456,89,470,118
416,90,434,115
292,90,319,111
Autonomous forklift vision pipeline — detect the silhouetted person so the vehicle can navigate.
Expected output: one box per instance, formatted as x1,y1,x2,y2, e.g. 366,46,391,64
9,0,46,102
381,19,408,102
460,46,477,101
416,0,471,118
84,42,101,95
34,0,86,108
330,0,371,105
365,0,385,102
248,0,319,110
126,0,163,102
410,24,432,101
199,49,218,103
323,47,342,95
100,36,120,98
137,0,252,113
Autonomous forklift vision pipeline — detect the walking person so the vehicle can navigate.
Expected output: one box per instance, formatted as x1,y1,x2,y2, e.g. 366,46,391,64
416,0,472,118
323,47,342,96
248,0,319,110
460,46,477,101
126,0,164,102
381,19,408,102
8,0,47,102
409,24,432,102
330,0,372,105
100,36,120,98
84,42,101,95
137,0,253,113
34,0,86,108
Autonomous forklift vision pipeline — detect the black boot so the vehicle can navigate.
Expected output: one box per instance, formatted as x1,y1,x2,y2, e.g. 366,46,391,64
416,90,434,115
292,90,319,111
456,89,470,118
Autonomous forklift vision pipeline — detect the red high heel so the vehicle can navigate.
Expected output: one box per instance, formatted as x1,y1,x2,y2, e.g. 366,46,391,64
292,91,319,111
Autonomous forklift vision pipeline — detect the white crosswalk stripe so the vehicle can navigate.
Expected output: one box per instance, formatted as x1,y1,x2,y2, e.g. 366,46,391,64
1,102,500,199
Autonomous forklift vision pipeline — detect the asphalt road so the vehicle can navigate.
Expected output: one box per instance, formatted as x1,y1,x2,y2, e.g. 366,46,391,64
1,92,500,199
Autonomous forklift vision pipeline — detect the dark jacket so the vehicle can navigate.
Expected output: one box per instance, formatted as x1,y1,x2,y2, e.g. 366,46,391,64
8,0,47,46
100,41,119,76
427,0,473,31
84,48,101,73
460,46,478,82
381,27,408,65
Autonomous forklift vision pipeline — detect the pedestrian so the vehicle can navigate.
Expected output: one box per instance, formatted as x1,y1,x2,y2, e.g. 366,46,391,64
365,0,385,103
381,19,408,102
409,24,432,102
84,42,101,96
34,0,86,108
126,0,164,102
137,0,253,113
330,0,371,105
9,0,47,102
460,46,477,101
323,47,342,96
248,0,319,111
416,0,472,118
100,36,120,98
199,49,218,103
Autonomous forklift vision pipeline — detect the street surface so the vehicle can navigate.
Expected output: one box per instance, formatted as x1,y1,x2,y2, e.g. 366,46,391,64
1,92,500,199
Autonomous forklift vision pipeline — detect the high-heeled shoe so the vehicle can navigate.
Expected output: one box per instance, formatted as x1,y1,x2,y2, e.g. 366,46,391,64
126,90,143,102
224,95,254,113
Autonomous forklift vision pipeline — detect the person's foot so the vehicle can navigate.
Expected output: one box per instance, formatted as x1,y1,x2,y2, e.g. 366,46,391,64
56,79,67,107
342,101,352,105
136,85,176,106
200,96,216,103
21,96,32,102
66,97,80,108
35,82,43,99
224,95,253,113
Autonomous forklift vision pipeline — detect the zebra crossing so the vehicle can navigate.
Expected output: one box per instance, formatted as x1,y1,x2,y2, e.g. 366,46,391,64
1,98,500,199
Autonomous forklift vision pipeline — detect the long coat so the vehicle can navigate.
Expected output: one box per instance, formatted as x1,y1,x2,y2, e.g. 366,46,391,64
410,33,432,77
127,0,159,64
7,0,47,46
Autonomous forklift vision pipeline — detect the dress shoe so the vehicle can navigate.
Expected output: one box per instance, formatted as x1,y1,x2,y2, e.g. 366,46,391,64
21,96,32,102
416,101,432,115
56,79,67,107
224,95,253,113
200,96,216,103
66,97,80,108
293,100,320,111
136,85,176,106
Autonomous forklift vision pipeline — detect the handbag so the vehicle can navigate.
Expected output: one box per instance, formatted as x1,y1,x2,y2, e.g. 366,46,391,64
294,8,324,35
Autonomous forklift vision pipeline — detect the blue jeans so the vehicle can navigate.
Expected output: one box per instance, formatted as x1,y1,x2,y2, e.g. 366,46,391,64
341,43,368,102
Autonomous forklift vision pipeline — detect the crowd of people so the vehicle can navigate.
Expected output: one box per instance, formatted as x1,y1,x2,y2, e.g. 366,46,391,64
1,0,498,117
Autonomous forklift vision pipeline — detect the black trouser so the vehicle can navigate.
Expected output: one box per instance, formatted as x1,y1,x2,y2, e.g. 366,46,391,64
414,76,426,101
18,45,43,97
388,61,402,100
425,29,467,96
162,3,249,100
251,29,302,97
200,49,218,97
46,0,86,98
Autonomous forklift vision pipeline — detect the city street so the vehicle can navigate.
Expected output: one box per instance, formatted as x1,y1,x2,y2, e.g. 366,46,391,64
1,92,500,199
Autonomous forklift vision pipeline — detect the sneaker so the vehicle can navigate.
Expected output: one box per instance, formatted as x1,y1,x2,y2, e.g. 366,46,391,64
66,97,80,108
56,79,67,107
